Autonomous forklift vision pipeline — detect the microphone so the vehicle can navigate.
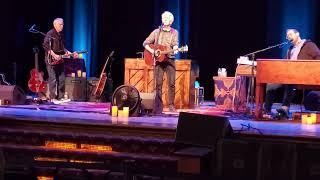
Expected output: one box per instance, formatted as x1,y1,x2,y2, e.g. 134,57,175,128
286,37,293,42
28,24,36,32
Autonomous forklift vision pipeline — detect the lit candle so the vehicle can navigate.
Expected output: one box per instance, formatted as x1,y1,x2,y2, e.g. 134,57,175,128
77,70,82,77
0,100,2,105
307,116,313,124
311,113,317,124
111,106,118,117
302,114,308,124
123,107,129,117
82,72,86,78
71,73,75,77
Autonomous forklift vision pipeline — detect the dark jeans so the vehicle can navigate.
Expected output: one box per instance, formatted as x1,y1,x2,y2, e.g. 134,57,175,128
153,59,176,114
46,62,65,99
264,83,295,112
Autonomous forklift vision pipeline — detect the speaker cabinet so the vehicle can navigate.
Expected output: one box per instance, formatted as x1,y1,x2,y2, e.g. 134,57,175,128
65,77,86,101
216,138,260,180
175,112,233,148
140,92,155,111
0,85,26,105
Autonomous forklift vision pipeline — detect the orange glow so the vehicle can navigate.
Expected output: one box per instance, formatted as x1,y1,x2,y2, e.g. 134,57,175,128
43,141,113,152
37,176,54,180
45,141,77,150
80,144,112,152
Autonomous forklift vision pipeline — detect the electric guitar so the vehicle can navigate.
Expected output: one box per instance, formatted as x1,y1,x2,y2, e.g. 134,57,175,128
48,50,87,65
28,47,47,93
144,44,188,66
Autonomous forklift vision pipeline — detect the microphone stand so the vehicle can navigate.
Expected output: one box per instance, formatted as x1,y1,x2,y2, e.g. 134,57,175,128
29,25,56,64
29,26,56,40
240,41,289,116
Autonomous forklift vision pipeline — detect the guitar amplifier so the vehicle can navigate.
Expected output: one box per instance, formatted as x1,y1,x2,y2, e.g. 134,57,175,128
65,77,87,101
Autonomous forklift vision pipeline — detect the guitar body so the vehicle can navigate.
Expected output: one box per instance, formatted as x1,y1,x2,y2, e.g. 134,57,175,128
28,47,47,93
28,69,47,93
93,73,107,97
48,50,88,65
48,50,65,65
144,44,168,66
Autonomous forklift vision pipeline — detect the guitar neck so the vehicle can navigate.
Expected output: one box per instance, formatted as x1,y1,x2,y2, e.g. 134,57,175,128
161,49,176,55
35,53,39,70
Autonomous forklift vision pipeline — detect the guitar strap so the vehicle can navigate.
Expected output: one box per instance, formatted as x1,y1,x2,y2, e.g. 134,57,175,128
155,26,161,45
155,26,174,48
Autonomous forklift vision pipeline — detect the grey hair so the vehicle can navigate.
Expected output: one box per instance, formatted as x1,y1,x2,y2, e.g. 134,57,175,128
53,18,64,25
161,11,174,23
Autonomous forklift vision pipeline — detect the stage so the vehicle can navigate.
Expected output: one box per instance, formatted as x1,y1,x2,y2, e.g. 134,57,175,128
0,101,319,140
0,100,320,179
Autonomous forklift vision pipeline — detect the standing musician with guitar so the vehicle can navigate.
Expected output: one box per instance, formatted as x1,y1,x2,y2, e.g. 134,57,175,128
42,18,78,101
143,11,179,114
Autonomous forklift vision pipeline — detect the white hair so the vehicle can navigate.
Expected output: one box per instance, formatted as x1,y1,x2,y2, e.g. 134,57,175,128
161,11,174,23
53,18,64,25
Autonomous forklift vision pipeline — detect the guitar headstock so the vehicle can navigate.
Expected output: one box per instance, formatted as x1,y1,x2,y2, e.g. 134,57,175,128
77,50,88,54
179,45,188,53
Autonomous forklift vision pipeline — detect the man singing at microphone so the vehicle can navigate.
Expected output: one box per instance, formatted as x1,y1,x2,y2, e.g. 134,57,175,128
143,11,179,114
264,29,320,119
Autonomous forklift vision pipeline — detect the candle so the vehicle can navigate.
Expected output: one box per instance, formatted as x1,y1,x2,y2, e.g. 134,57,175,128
82,72,86,78
311,113,317,124
307,116,313,124
0,100,2,105
302,114,308,124
111,106,118,117
71,73,75,77
118,110,123,117
77,70,82,77
123,107,129,117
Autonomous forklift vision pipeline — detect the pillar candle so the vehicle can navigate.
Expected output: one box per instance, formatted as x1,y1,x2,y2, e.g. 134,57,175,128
123,107,129,117
111,106,118,117
77,70,82,77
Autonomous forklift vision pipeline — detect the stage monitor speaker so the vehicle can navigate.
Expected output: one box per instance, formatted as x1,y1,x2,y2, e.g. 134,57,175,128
65,77,86,101
0,85,26,105
175,112,233,148
140,92,155,111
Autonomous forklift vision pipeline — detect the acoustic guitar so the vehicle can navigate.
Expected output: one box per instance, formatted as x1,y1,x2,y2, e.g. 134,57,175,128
47,50,87,65
28,47,47,93
93,51,114,98
144,44,188,66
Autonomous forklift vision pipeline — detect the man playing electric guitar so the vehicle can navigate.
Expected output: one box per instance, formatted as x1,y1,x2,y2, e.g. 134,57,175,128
143,11,179,114
43,18,78,101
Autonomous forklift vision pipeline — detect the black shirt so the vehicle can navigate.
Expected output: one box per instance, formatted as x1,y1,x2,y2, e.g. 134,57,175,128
42,28,65,57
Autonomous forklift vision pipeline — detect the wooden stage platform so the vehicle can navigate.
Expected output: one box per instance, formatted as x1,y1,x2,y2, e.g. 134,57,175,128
0,101,320,140
0,101,320,179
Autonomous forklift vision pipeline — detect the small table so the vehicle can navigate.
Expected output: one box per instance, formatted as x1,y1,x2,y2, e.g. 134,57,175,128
213,76,246,112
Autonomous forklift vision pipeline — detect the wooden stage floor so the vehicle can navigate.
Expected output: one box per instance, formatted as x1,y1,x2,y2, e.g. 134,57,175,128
0,101,319,140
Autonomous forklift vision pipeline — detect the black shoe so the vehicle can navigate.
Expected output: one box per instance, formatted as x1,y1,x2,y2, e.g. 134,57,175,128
275,108,289,119
169,105,177,112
